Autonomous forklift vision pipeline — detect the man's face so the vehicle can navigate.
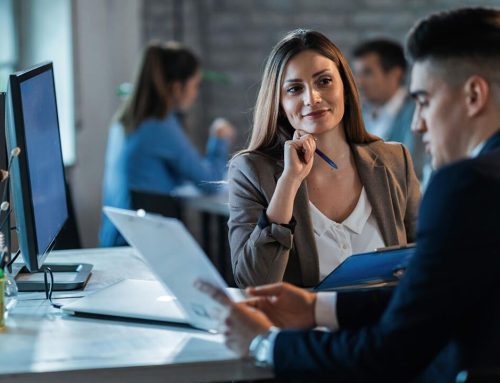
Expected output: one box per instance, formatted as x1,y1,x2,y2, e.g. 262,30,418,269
353,53,400,105
410,61,468,169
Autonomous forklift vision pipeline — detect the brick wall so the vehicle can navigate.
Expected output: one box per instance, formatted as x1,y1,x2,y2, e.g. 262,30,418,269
142,0,499,151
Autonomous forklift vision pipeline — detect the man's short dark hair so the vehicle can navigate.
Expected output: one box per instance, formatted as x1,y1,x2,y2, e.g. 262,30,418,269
352,39,407,73
406,7,500,63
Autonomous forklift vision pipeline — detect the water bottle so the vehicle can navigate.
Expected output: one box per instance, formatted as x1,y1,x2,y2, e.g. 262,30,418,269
3,268,17,317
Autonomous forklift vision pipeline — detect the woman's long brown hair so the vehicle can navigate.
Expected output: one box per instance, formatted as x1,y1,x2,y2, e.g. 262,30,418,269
246,29,377,154
117,41,200,134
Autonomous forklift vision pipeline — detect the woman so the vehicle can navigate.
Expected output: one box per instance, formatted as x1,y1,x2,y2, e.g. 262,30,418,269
229,30,420,287
100,41,234,247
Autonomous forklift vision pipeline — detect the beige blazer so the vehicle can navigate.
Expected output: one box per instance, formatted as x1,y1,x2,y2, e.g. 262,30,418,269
228,140,421,288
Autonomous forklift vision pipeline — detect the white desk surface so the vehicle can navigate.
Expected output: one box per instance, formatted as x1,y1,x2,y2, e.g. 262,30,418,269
0,247,273,383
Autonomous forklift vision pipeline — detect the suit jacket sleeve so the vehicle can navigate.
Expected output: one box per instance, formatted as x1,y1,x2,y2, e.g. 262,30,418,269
336,287,394,329
273,161,499,382
228,154,294,287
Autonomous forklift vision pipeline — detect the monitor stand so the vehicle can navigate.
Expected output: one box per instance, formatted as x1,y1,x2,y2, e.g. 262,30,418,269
12,263,93,292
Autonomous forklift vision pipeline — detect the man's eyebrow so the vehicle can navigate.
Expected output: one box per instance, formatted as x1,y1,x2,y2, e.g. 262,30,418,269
284,69,330,83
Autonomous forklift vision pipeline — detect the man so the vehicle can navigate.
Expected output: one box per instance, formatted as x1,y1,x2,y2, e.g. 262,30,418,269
197,7,500,383
353,39,427,180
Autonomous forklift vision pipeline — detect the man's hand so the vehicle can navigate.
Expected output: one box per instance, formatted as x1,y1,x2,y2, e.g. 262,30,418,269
195,280,273,356
246,282,317,329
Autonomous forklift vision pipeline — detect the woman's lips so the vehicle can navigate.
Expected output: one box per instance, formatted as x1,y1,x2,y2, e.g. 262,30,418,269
303,109,329,119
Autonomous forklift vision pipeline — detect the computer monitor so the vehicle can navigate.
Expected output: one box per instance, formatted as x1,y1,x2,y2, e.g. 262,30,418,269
5,62,91,291
0,92,9,250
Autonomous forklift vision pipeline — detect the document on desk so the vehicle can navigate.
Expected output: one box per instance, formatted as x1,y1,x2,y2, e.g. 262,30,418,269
63,207,244,332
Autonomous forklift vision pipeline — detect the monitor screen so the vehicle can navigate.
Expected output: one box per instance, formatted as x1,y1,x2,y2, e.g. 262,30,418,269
5,62,68,272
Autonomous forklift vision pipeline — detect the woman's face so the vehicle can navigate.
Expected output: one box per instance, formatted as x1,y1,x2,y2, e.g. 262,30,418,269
280,50,345,135
174,69,202,112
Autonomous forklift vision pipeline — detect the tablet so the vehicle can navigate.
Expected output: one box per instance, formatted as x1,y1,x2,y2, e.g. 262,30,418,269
313,246,415,291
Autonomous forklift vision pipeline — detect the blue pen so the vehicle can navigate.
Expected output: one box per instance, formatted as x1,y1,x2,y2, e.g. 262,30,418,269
315,148,338,169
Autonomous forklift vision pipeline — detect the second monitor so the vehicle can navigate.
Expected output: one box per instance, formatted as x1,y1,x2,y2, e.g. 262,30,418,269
5,62,91,291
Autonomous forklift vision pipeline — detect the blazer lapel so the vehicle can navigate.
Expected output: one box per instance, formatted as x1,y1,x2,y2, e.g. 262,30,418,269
351,143,399,246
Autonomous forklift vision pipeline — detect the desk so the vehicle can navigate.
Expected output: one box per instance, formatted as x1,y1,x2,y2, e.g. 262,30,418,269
0,247,273,383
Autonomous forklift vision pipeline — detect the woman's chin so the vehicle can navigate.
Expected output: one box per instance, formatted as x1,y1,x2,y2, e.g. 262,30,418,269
298,123,338,136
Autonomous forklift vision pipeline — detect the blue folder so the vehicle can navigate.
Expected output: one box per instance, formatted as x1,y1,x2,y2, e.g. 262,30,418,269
313,245,415,291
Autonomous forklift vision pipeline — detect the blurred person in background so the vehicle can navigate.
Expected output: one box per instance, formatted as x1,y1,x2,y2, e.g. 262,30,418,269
353,39,428,181
100,41,235,247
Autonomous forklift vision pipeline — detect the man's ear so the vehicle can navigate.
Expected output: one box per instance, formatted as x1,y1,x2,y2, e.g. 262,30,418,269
464,75,490,117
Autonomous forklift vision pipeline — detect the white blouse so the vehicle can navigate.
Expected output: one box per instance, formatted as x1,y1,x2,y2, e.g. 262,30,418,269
309,187,385,280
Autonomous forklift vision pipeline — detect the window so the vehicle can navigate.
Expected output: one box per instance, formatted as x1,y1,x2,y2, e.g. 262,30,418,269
1,0,76,165
0,0,17,92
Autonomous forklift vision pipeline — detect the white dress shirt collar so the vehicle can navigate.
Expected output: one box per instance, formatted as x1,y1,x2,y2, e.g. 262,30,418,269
309,187,371,236
309,187,385,280
469,140,487,158
365,87,407,119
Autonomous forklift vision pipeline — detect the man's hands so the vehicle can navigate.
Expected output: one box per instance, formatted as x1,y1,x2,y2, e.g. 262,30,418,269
246,282,317,329
195,280,317,356
195,280,273,356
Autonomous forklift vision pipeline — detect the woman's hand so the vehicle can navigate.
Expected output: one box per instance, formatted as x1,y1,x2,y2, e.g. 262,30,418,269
210,117,236,143
282,130,316,184
266,130,316,225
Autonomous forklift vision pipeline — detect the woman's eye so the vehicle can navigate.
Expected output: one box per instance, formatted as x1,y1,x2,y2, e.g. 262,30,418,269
286,85,302,94
318,77,332,86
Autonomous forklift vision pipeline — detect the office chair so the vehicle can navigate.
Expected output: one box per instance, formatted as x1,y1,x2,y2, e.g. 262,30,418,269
130,189,184,221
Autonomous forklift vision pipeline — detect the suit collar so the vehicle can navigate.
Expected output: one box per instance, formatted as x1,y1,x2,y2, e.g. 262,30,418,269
479,129,500,155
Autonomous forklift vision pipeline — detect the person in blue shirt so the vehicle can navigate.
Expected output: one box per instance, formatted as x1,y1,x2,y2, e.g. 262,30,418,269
352,39,430,183
100,41,234,247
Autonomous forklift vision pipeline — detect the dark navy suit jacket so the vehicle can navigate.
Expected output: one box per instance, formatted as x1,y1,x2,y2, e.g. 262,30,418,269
274,130,500,383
